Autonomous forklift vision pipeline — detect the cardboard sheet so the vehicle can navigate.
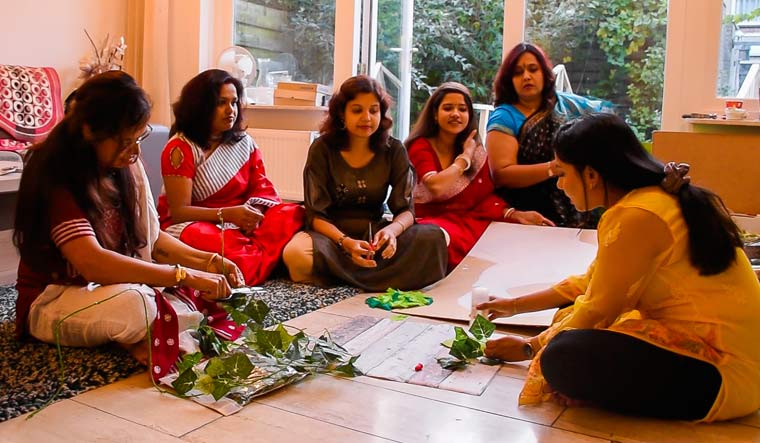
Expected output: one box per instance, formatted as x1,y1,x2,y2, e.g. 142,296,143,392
394,223,597,326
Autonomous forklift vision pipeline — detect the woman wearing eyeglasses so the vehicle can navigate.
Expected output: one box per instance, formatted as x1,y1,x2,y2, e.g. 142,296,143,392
13,71,246,378
157,69,304,286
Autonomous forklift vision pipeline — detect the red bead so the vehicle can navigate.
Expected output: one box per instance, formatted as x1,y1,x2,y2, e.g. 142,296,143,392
414,363,423,371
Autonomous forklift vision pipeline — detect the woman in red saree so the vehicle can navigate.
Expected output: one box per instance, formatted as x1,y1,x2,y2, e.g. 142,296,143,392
406,82,552,271
157,70,304,285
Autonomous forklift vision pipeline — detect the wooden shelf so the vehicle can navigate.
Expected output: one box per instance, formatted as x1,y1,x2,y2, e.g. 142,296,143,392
685,118,760,127
244,104,328,112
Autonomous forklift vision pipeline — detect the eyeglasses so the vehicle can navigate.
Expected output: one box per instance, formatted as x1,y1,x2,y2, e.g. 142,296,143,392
118,124,153,164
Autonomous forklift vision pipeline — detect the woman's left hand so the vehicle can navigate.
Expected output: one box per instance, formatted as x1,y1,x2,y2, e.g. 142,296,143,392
511,210,555,227
206,254,245,287
484,335,531,362
373,228,398,260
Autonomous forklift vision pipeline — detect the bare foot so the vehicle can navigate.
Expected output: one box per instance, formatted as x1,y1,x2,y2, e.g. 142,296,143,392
118,341,150,366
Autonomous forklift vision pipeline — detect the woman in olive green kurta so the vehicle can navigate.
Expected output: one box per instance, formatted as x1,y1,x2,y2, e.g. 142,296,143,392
283,76,447,291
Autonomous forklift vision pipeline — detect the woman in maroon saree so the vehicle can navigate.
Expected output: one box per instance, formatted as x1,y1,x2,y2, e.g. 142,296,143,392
406,82,552,271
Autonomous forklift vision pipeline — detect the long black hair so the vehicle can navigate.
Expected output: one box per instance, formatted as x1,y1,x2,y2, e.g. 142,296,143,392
14,71,151,268
171,69,246,148
554,113,741,275
404,82,481,156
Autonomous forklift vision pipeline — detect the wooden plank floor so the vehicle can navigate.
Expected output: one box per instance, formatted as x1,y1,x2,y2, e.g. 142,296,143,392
2,295,760,442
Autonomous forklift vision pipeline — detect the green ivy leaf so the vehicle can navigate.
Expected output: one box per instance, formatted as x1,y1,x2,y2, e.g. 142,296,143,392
468,315,495,341
255,328,284,356
204,356,227,377
211,379,233,401
172,367,198,396
244,299,270,325
437,356,468,370
176,352,203,374
334,355,363,377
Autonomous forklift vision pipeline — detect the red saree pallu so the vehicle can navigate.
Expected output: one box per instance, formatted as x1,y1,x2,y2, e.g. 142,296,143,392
409,138,510,271
0,65,63,151
158,134,304,285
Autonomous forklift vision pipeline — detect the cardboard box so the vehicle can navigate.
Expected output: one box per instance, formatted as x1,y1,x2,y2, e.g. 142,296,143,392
274,88,331,106
277,81,332,95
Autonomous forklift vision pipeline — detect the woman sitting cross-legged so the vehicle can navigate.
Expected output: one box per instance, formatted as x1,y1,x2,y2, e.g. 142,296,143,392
157,69,304,286
283,75,448,291
14,71,246,378
478,113,760,422
406,82,553,271
487,42,601,228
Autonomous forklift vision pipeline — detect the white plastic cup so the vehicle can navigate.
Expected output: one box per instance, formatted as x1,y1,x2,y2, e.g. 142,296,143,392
470,286,490,324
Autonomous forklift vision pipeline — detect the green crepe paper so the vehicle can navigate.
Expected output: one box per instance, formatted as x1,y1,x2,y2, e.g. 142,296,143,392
365,288,433,311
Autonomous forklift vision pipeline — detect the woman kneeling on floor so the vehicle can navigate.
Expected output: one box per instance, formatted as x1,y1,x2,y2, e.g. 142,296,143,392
479,113,760,422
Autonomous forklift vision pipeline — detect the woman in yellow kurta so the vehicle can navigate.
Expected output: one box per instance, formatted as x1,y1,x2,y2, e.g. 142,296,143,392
479,113,760,422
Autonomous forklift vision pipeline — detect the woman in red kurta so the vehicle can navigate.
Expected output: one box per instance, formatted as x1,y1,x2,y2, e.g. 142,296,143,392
406,82,552,270
157,70,304,285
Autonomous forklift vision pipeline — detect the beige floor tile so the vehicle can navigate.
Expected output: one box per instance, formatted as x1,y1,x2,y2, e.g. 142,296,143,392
351,373,564,426
555,406,760,443
0,399,183,443
184,403,392,442
73,373,221,437
283,310,352,336
255,373,606,443
497,359,530,379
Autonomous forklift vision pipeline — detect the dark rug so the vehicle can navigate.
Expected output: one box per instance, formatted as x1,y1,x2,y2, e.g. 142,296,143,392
0,280,359,422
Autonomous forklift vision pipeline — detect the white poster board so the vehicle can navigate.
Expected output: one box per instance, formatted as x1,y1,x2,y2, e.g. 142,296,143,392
396,223,597,326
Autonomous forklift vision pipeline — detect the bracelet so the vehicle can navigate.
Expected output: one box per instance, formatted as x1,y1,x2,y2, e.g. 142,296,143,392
393,219,406,232
546,162,555,178
336,234,348,251
173,264,187,285
504,207,516,220
455,154,471,172
216,207,224,223
206,253,220,272
451,161,465,174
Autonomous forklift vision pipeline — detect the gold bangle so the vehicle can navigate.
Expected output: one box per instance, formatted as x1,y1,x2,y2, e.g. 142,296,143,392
206,253,220,272
394,219,406,232
173,264,187,285
216,207,224,223
504,207,516,220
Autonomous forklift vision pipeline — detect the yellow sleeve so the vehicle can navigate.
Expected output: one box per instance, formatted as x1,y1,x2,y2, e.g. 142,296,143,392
553,207,671,331
551,260,597,302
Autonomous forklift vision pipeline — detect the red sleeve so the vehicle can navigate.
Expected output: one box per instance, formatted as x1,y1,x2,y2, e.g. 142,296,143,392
407,138,440,183
161,137,196,179
48,189,96,247
246,145,281,204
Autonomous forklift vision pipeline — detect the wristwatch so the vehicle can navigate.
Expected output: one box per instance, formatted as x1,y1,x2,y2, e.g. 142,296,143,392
522,339,535,360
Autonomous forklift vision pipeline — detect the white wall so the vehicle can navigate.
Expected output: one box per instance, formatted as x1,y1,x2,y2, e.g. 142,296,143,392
0,0,128,97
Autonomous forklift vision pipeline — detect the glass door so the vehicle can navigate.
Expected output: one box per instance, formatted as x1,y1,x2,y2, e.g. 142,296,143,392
361,0,414,141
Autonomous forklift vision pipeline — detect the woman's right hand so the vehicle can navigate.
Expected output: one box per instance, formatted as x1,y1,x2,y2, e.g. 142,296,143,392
476,296,519,320
222,205,263,232
182,268,232,301
341,237,377,268
462,129,478,159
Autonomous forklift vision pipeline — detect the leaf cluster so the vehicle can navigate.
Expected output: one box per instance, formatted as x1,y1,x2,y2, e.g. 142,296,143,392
437,314,495,370
171,290,361,402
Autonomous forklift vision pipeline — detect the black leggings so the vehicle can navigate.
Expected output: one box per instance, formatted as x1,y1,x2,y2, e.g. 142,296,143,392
541,329,722,420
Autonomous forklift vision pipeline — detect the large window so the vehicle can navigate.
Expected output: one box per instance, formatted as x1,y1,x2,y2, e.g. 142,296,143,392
233,0,335,87
717,1,760,98
524,0,667,140
369,0,504,139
